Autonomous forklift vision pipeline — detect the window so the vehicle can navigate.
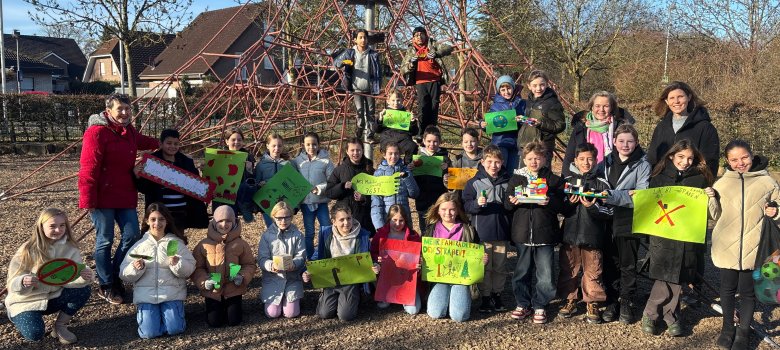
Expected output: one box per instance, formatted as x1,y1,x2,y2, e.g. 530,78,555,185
112,62,118,75
234,52,248,81
99,62,106,76
21,76,34,91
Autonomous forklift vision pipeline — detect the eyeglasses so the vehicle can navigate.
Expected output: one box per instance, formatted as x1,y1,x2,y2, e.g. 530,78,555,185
273,216,292,221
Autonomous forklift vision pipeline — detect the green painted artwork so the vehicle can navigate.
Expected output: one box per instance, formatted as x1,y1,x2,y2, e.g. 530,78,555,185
202,148,248,205
351,172,401,196
484,109,518,134
305,252,376,288
632,186,708,243
252,163,313,214
383,110,413,131
411,155,444,177
421,237,484,285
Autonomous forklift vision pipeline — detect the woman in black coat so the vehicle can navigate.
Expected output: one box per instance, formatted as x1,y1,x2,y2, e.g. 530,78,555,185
641,140,714,337
646,81,720,177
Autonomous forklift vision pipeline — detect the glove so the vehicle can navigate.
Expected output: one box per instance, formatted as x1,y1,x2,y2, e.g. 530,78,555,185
204,279,216,291
232,274,244,286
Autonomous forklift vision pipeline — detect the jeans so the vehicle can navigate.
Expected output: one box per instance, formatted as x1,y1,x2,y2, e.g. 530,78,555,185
136,300,186,339
301,203,330,259
353,92,377,139
10,286,91,341
497,144,519,173
513,244,556,310
235,179,259,223
427,283,471,322
91,208,141,285
415,81,441,135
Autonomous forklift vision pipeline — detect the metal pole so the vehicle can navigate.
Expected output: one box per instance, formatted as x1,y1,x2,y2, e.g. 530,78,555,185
363,0,375,161
118,3,125,94
0,0,8,139
14,30,19,92
662,3,675,84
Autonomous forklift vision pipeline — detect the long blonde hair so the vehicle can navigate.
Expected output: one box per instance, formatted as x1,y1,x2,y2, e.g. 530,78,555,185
425,192,470,226
12,208,78,283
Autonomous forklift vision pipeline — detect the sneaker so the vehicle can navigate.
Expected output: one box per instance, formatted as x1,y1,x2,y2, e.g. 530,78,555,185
559,299,577,318
492,293,506,312
98,285,123,305
667,321,683,337
586,302,602,324
479,296,494,313
641,315,656,335
533,309,547,324
602,301,619,322
618,298,633,324
510,306,532,320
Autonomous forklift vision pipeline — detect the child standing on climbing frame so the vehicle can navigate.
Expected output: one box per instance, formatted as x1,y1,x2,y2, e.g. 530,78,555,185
335,29,383,143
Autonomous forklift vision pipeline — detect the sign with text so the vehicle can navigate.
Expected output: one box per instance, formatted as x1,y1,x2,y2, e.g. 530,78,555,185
632,186,708,243
305,252,376,288
421,237,484,285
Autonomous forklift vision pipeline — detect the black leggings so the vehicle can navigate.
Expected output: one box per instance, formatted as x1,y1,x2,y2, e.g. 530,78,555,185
719,269,755,330
205,295,243,327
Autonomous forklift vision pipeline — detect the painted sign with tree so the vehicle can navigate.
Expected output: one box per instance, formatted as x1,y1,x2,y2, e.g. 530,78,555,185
421,237,484,285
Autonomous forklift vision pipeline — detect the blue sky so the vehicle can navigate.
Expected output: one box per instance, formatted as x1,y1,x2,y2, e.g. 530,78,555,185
1,0,243,35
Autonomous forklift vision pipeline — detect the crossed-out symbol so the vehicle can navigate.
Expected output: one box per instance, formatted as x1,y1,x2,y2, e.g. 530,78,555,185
654,200,686,226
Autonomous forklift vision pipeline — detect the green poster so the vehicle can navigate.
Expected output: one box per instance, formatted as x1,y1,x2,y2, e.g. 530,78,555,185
210,272,222,289
383,110,412,131
252,163,313,214
37,259,85,286
229,263,241,279
421,237,484,285
352,172,401,196
167,240,179,257
412,155,444,177
484,109,518,135
305,252,376,288
202,148,248,205
632,186,708,243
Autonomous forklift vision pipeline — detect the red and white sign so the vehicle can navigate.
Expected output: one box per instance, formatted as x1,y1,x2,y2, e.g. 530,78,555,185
138,153,216,202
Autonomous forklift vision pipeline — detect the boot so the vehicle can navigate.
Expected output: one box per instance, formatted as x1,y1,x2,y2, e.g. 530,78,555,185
602,301,619,322
51,312,77,344
731,327,751,350
618,298,633,324
716,324,735,349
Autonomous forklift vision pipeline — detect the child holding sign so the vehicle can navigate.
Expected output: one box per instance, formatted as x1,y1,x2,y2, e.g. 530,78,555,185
255,133,291,228
292,132,335,259
505,142,565,324
303,205,378,321
423,192,486,322
377,89,419,164
324,137,376,235
220,127,257,223
120,203,196,339
410,126,451,232
371,204,423,314
557,143,612,324
519,70,566,164
371,142,420,230
641,140,714,337
258,202,306,318
192,206,257,327
481,75,526,171
5,208,94,344
462,145,511,313
708,140,780,349
445,128,483,194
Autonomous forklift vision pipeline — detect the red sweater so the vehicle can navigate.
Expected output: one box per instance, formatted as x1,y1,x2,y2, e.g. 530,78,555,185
369,224,421,261
78,112,159,209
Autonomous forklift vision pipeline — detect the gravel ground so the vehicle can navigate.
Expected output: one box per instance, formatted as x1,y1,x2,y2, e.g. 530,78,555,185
0,154,778,349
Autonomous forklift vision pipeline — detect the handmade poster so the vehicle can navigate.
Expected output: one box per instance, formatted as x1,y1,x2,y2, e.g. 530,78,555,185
374,239,421,306
202,148,248,205
210,272,222,289
446,168,479,190
305,252,376,288
564,179,609,198
383,110,413,131
412,155,444,177
166,240,179,257
421,237,484,285
252,163,313,214
37,259,85,286
137,153,216,202
352,172,401,196
632,186,708,243
514,177,549,203
484,109,518,135
229,263,241,279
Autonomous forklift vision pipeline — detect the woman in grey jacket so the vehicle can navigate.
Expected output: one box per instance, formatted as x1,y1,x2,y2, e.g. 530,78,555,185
258,202,307,319
600,124,651,324
292,132,335,259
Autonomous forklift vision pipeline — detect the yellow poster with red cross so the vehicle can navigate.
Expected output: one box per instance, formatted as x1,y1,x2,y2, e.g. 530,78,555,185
632,186,708,243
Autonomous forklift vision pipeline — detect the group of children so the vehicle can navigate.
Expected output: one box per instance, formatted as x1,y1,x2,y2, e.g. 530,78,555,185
6,66,779,350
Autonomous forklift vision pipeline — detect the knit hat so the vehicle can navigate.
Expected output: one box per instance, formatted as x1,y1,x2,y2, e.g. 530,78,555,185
412,27,427,36
213,205,237,231
495,75,515,92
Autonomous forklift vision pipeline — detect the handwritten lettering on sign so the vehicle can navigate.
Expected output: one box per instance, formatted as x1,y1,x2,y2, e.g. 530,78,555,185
632,186,708,243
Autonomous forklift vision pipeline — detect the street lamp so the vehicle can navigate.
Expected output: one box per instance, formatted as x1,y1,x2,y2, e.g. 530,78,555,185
662,3,676,84
12,29,20,92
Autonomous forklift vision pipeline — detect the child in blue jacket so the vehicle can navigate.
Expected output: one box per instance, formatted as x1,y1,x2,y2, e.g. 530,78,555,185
371,142,419,229
481,75,526,172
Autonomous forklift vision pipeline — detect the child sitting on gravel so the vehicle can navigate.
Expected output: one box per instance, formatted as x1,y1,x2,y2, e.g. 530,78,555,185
5,208,94,344
258,202,306,318
120,203,195,339
192,205,257,327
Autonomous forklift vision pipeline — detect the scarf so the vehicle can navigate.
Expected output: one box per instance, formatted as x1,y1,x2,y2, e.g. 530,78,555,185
585,112,611,133
330,220,361,257
585,112,614,164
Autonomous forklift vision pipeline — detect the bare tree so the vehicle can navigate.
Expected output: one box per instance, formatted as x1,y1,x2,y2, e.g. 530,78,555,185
537,0,649,100
40,23,100,56
25,0,194,96
675,0,780,52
